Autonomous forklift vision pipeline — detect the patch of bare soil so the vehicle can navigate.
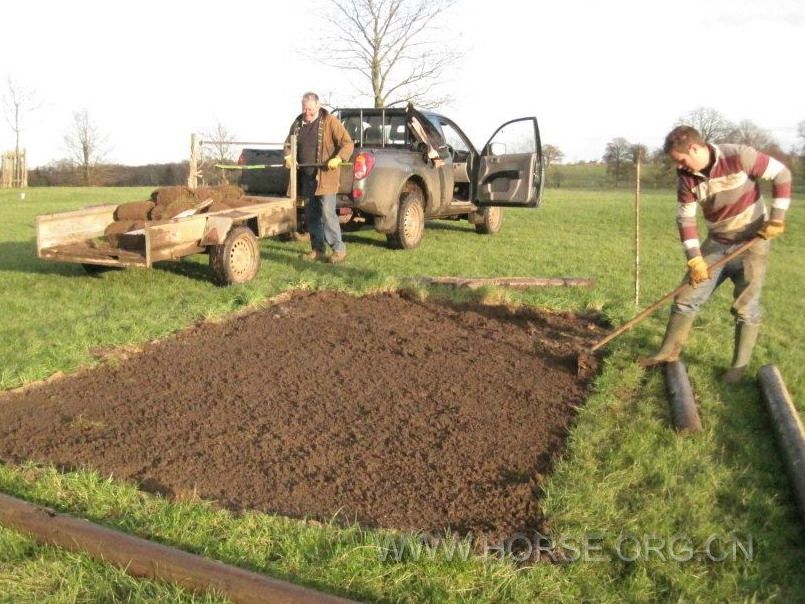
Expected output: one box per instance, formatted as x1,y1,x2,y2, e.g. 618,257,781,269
0,291,603,540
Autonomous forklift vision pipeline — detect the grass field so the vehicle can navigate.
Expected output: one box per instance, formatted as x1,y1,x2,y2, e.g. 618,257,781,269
0,185,803,602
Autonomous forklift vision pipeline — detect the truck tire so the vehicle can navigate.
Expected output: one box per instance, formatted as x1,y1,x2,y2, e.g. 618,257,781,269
472,207,504,234
387,188,425,250
209,225,261,286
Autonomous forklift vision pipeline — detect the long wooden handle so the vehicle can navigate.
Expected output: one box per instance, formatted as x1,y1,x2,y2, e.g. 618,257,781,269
589,237,761,353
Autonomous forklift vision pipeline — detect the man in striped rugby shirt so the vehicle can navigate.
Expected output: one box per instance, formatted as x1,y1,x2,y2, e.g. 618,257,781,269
640,125,792,383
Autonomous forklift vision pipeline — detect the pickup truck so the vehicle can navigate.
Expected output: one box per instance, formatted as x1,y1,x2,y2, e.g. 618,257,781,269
238,106,544,249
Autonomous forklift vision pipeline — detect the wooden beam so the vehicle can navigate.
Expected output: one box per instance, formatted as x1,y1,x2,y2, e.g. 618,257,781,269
412,276,595,289
0,493,356,604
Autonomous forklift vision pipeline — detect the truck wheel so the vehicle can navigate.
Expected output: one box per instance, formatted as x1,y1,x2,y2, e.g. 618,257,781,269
209,225,261,286
473,207,504,234
387,189,424,250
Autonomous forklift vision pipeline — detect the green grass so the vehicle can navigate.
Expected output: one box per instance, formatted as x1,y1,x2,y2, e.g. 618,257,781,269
1,185,804,602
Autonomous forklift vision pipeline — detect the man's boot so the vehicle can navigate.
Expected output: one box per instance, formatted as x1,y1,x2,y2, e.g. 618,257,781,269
638,312,696,368
722,322,761,384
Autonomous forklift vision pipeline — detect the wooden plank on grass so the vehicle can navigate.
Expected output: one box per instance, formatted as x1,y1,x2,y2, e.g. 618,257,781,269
413,276,595,289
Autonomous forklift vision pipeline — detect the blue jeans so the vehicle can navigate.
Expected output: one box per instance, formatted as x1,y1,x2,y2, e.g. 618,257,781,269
672,237,770,324
301,173,345,253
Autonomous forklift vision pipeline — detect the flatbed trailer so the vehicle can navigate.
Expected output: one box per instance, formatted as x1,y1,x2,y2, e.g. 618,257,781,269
36,194,296,285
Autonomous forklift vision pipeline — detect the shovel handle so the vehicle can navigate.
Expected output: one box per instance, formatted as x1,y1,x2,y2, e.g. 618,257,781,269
589,237,761,353
214,163,353,170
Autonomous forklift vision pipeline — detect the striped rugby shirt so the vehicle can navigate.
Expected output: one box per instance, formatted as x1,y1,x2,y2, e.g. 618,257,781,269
676,144,792,259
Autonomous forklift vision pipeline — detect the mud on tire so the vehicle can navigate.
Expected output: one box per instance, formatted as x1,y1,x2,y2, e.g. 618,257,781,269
387,186,425,250
472,206,504,234
209,225,261,286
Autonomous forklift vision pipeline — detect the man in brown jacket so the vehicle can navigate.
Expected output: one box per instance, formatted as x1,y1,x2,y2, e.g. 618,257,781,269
285,92,354,263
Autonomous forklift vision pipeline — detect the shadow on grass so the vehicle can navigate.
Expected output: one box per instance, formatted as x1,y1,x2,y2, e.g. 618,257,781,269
0,240,89,277
260,246,381,284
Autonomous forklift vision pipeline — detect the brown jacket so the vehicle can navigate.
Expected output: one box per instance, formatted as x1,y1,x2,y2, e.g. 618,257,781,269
285,108,354,195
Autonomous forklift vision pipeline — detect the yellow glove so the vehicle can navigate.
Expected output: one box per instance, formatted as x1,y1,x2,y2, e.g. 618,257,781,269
326,156,342,170
687,255,709,287
757,220,784,240
283,154,292,168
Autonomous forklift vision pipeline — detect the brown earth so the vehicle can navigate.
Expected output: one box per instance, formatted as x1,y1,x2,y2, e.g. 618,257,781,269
0,291,603,540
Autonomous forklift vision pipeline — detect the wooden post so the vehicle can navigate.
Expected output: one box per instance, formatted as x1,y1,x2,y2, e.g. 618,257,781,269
187,133,201,189
634,158,641,306
0,492,355,604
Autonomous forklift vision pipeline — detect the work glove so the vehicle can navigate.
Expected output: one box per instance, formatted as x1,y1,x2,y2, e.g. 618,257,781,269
686,255,709,287
283,154,292,169
327,156,342,170
757,219,785,240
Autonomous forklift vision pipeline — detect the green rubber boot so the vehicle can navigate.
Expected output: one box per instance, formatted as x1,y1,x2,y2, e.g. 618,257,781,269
639,312,696,368
723,322,761,384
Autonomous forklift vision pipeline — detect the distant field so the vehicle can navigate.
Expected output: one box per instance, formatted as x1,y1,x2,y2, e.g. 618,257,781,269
0,185,803,602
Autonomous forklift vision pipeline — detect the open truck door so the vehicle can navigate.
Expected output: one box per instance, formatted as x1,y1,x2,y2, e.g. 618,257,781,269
475,117,543,208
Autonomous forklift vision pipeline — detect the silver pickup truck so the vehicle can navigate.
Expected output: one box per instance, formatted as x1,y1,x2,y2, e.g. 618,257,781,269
239,106,544,249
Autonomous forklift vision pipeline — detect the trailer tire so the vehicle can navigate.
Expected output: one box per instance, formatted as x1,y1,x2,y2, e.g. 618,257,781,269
472,206,504,234
209,226,261,286
386,188,425,250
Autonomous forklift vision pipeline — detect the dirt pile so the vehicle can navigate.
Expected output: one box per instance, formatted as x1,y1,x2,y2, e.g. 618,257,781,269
0,291,603,540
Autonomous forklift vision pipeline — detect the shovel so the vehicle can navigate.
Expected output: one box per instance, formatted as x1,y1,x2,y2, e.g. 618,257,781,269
577,237,761,376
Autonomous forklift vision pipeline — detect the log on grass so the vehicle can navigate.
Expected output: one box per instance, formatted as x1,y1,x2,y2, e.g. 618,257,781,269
0,492,355,604
757,364,805,524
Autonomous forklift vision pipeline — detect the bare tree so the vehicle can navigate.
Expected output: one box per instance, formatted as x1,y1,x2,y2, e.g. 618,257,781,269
3,77,39,187
542,144,564,168
316,0,462,108
676,107,734,143
202,121,237,185
603,137,632,187
798,120,805,168
542,144,563,188
63,109,109,186
727,119,778,151
629,143,648,164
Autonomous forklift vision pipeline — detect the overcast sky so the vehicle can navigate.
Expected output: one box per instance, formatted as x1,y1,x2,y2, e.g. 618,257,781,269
2,0,803,168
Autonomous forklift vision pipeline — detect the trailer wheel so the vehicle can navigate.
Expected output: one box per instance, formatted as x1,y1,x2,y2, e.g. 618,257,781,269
387,188,424,250
472,207,504,234
209,226,261,286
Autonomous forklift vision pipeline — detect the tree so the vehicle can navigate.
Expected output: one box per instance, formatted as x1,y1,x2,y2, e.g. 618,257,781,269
675,107,733,143
316,0,461,107
202,121,237,185
603,137,632,187
798,120,805,170
629,143,648,164
542,144,563,188
63,109,109,186
727,119,775,150
3,77,39,187
649,147,676,188
542,144,563,168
